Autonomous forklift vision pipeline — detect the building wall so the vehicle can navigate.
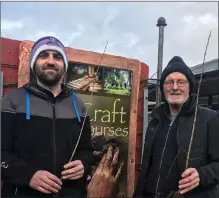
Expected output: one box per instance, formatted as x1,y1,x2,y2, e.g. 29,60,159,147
1,37,21,96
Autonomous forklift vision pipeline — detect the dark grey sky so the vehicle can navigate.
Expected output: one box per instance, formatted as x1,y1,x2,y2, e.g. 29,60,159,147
1,2,218,76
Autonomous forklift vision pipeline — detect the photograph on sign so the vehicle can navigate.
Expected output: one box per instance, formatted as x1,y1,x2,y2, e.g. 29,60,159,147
66,61,132,197
66,62,132,96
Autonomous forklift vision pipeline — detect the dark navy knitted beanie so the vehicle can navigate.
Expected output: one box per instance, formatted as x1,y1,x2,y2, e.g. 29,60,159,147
160,56,195,92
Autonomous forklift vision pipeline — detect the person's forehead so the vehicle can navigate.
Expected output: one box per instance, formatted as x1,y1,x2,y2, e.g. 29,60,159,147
165,72,187,80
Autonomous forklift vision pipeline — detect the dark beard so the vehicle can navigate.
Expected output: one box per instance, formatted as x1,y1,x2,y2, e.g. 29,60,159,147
36,72,62,86
35,68,64,86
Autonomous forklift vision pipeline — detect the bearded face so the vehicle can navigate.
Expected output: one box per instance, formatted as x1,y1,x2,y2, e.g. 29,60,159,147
163,72,190,106
34,50,65,86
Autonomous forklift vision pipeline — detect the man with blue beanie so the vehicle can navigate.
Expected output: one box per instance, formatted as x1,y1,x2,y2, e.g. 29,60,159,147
1,36,94,197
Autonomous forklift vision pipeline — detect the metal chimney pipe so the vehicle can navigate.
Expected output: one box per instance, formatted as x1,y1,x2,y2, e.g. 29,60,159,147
156,17,167,107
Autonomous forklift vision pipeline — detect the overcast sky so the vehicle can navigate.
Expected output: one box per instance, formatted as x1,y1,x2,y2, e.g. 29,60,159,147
1,2,218,76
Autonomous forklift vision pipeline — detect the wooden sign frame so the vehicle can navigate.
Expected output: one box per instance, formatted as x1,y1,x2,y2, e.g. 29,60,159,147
18,40,142,197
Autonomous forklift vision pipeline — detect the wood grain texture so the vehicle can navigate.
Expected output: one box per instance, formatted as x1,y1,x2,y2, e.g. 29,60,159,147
18,41,33,87
135,62,149,186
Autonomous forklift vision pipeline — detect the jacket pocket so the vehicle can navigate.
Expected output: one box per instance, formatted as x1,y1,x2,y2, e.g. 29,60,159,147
189,147,206,167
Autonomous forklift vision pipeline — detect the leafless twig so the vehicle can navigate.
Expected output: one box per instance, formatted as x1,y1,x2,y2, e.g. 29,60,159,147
68,41,109,162
185,31,212,169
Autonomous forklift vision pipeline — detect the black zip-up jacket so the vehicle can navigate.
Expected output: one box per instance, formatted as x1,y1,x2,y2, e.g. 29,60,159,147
1,82,94,197
133,97,219,198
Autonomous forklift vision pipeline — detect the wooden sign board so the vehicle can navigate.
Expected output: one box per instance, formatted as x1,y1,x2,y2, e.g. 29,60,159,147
18,40,147,197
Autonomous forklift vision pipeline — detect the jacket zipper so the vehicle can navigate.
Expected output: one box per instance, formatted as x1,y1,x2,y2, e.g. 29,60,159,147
52,103,57,176
155,110,182,195
14,186,18,195
139,111,181,195
155,120,174,195
166,110,181,153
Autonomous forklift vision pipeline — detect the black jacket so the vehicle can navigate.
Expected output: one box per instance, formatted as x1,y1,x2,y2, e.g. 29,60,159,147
133,97,219,198
1,82,94,197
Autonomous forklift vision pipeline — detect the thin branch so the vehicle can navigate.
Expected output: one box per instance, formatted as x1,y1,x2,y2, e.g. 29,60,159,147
155,122,173,195
140,71,158,89
68,41,109,163
185,31,212,169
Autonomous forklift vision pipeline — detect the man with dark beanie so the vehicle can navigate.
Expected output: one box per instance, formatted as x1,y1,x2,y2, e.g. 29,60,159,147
133,56,219,198
1,36,94,197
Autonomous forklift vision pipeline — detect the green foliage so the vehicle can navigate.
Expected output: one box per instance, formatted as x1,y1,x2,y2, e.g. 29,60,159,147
104,88,129,95
104,68,131,92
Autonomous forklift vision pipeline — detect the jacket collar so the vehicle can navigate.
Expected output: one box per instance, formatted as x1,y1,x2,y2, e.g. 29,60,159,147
23,81,73,102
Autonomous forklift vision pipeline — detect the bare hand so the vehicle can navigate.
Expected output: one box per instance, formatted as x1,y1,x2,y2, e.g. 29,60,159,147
87,146,124,198
178,168,200,194
29,170,62,194
61,160,84,180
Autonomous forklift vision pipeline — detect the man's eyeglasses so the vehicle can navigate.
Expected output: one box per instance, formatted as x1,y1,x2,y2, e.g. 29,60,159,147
164,80,189,88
